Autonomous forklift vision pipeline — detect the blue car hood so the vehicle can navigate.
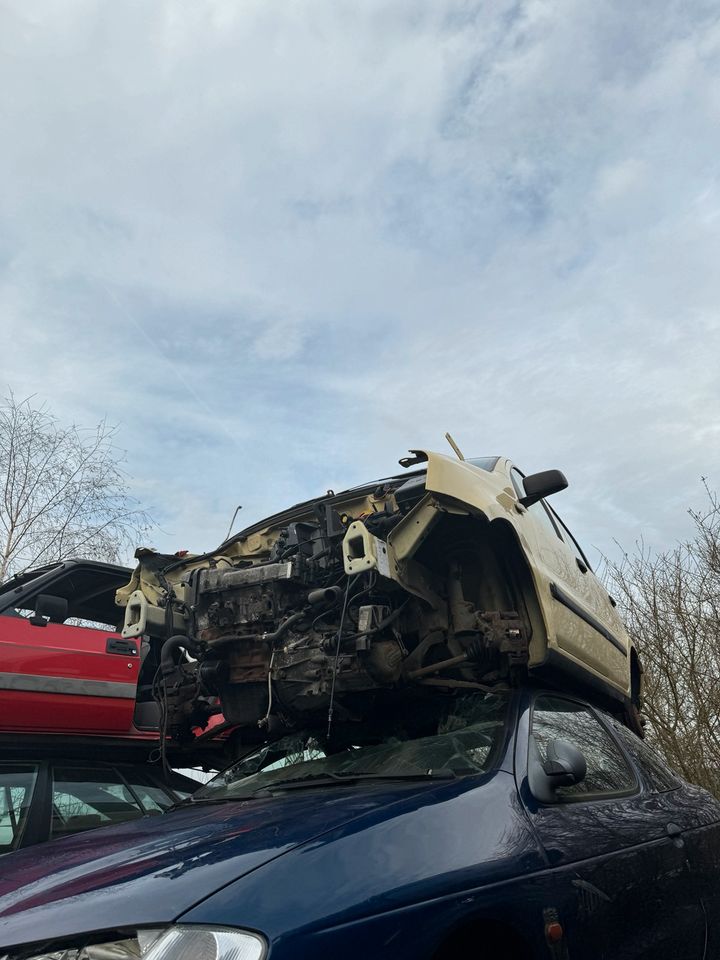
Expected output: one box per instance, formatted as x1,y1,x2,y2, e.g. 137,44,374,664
0,782,440,950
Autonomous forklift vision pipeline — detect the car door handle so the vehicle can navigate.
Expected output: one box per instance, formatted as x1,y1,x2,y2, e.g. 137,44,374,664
106,637,138,656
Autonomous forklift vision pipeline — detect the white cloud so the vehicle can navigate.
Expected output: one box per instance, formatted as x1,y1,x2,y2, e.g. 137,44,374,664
1,0,719,563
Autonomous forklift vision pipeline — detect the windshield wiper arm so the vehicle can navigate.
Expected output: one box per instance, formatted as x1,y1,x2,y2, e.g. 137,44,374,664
343,770,456,781
265,770,457,791
169,791,273,809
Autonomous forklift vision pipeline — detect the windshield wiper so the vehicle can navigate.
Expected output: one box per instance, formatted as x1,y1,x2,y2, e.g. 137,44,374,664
168,790,274,809
263,769,457,790
171,769,457,807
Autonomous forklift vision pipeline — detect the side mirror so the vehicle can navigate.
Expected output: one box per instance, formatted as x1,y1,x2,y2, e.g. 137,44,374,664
519,469,568,507
29,594,69,627
528,736,587,803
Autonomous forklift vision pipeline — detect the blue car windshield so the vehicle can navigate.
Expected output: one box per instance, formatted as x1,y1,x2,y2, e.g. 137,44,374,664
198,691,510,800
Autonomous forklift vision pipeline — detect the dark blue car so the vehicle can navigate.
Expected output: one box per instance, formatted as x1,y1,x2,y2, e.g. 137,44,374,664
1,685,719,960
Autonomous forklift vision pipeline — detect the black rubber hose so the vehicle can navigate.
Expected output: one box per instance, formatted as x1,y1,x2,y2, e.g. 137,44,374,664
161,634,201,676
307,586,343,605
262,609,307,642
206,608,308,647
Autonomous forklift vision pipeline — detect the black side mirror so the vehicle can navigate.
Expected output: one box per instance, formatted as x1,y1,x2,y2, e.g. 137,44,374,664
528,736,587,803
29,594,69,627
519,469,568,507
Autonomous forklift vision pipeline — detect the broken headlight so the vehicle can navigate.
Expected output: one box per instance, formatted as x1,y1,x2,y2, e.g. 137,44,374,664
2,926,266,960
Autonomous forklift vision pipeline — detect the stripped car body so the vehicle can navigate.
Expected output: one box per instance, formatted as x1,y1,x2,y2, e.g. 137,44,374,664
118,450,642,749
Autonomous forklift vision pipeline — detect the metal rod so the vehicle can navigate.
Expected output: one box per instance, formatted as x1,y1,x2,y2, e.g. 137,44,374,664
407,652,468,679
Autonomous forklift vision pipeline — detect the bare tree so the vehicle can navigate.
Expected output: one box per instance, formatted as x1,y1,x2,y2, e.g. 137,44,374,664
0,392,152,579
606,482,720,796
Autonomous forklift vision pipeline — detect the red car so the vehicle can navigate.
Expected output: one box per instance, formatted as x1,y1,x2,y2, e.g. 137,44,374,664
0,559,228,765
0,560,233,853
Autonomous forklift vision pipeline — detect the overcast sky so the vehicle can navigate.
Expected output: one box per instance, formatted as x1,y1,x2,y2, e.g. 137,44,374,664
1,0,719,567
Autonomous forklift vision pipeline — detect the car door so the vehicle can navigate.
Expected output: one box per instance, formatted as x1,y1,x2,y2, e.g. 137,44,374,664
0,603,139,735
547,502,630,648
518,692,705,960
675,783,720,956
509,467,630,696
609,718,720,957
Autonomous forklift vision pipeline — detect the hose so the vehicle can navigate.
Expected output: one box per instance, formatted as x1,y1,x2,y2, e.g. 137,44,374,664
160,634,201,676
206,609,308,647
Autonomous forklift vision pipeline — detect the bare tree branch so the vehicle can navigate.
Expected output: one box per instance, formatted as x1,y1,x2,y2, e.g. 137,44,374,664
0,392,153,579
605,487,720,796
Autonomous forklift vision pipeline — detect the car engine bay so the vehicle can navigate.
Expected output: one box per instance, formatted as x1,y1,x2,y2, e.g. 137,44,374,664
119,458,547,749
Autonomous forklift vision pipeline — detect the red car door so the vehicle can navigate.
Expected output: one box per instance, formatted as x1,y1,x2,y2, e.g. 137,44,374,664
0,613,140,735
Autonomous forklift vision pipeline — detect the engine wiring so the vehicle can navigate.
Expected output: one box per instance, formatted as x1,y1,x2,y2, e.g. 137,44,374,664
326,574,358,739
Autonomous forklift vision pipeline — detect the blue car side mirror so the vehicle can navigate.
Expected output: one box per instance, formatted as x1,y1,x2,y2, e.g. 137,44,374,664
528,736,587,803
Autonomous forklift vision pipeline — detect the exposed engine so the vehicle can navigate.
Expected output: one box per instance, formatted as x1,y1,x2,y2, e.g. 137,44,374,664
121,465,537,748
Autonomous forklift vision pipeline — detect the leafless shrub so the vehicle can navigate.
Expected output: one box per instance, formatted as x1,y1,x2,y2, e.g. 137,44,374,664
606,481,720,796
0,392,152,579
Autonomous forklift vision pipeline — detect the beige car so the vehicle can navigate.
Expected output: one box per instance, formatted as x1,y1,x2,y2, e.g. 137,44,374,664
118,450,642,748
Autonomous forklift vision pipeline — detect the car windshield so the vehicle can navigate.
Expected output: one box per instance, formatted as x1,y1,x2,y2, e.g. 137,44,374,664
196,691,510,801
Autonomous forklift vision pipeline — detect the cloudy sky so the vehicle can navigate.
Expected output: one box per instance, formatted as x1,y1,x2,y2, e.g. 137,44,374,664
1,0,719,566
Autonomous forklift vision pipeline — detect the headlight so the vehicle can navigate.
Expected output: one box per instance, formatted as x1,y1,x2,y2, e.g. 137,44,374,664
2,926,266,960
